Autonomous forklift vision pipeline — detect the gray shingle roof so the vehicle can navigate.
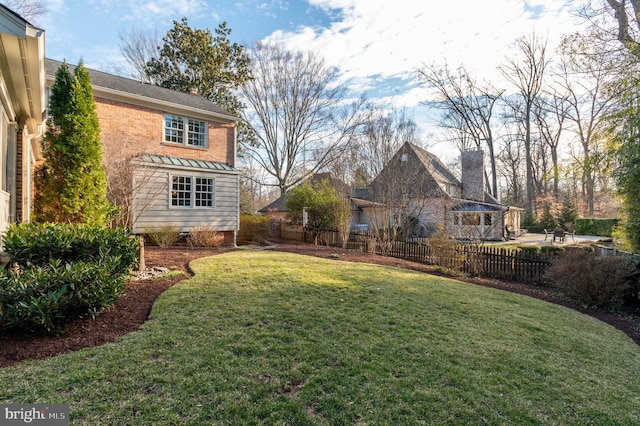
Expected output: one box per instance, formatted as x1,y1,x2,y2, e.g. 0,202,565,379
409,143,461,186
45,58,238,121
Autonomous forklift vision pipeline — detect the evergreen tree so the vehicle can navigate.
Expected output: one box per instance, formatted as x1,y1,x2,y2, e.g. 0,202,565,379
611,106,640,252
539,203,557,230
522,208,537,230
144,18,253,146
557,195,578,228
33,61,112,225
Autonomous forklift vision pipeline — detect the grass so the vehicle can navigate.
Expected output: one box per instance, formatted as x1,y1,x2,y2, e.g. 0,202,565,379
1,250,640,424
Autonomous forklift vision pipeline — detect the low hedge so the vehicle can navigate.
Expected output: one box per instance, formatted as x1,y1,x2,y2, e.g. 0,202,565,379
574,218,619,237
0,223,139,333
238,215,271,243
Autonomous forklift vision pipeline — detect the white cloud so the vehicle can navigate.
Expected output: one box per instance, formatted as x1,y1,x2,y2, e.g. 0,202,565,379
125,0,209,23
265,0,585,96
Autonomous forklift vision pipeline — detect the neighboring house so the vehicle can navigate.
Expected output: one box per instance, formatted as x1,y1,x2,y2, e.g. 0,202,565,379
0,5,45,241
44,59,241,245
369,142,522,241
258,172,369,228
258,143,522,241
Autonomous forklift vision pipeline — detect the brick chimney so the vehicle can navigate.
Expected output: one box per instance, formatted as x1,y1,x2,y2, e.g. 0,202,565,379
461,149,485,202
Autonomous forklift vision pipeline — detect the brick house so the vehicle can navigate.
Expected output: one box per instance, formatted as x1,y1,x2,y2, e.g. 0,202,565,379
45,59,240,245
0,6,46,241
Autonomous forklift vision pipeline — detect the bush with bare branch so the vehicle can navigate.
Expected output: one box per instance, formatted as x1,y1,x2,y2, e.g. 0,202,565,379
187,226,224,248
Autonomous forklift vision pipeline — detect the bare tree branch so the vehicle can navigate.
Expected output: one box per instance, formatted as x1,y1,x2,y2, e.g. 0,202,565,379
240,42,364,195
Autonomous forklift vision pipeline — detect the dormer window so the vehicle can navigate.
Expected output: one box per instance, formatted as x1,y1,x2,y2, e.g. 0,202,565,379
164,114,207,148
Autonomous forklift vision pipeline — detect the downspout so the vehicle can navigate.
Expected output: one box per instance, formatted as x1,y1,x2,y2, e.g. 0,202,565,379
233,125,238,248
6,122,16,223
25,123,44,223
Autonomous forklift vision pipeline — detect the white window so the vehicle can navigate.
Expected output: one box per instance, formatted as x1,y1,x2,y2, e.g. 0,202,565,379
195,177,214,207
171,175,215,208
164,114,207,147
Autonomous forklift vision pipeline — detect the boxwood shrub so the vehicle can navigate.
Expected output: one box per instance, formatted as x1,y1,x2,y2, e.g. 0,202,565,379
0,223,139,332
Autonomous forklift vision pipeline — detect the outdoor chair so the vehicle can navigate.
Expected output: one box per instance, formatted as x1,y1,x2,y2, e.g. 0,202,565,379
553,228,566,243
505,225,516,240
543,229,553,241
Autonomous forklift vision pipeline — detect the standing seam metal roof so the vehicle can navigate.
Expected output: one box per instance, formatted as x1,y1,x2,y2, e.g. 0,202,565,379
139,154,239,172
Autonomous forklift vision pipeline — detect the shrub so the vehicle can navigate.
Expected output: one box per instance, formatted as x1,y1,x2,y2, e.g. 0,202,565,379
3,223,139,274
144,225,181,247
544,248,637,309
0,259,127,332
0,223,139,333
238,215,270,243
574,218,619,237
539,203,557,230
187,225,224,248
539,245,564,255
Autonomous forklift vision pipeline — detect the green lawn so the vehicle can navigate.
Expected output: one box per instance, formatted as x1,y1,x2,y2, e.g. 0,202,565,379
1,250,639,425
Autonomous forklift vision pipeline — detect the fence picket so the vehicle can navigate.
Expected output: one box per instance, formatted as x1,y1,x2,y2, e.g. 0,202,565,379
278,230,552,284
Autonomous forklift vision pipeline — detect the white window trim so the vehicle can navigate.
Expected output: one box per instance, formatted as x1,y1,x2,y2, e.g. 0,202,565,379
169,174,215,209
163,114,208,148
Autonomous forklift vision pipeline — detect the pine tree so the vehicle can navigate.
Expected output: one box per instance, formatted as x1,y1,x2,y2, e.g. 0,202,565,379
33,61,112,225
539,203,557,230
558,195,578,228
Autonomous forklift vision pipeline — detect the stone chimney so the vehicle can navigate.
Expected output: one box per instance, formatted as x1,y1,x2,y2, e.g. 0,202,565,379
461,149,485,202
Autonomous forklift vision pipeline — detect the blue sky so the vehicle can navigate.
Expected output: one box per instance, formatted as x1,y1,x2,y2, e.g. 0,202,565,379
40,0,587,159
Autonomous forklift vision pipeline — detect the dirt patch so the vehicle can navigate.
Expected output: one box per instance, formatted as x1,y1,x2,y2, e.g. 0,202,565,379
0,241,638,369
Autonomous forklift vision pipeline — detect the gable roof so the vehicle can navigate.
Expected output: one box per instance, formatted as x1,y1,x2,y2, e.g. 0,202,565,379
408,142,461,187
370,142,461,201
44,58,238,123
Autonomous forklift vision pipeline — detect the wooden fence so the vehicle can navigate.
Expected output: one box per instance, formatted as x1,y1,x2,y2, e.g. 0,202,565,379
273,226,551,284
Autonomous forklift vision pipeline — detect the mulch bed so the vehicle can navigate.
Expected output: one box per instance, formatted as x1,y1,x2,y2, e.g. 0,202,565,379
1,241,638,369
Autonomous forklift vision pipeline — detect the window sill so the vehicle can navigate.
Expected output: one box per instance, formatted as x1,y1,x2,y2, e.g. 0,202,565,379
162,142,209,150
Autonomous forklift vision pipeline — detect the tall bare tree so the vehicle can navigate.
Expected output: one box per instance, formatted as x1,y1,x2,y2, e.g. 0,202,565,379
240,41,364,196
500,33,549,211
497,135,524,206
533,88,570,199
558,31,620,215
417,63,502,198
117,27,161,82
587,0,640,57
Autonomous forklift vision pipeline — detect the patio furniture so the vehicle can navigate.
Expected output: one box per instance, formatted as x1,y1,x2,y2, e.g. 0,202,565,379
543,229,553,241
553,228,566,243
564,224,576,243
505,225,516,240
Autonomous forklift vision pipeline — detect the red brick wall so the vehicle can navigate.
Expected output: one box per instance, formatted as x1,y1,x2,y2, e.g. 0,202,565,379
95,97,235,166
15,128,23,223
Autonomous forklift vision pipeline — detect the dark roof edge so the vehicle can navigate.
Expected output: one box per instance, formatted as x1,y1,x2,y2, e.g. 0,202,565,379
44,58,239,122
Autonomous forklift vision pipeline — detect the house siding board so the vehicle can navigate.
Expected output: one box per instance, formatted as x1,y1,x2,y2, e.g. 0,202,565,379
131,165,239,234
